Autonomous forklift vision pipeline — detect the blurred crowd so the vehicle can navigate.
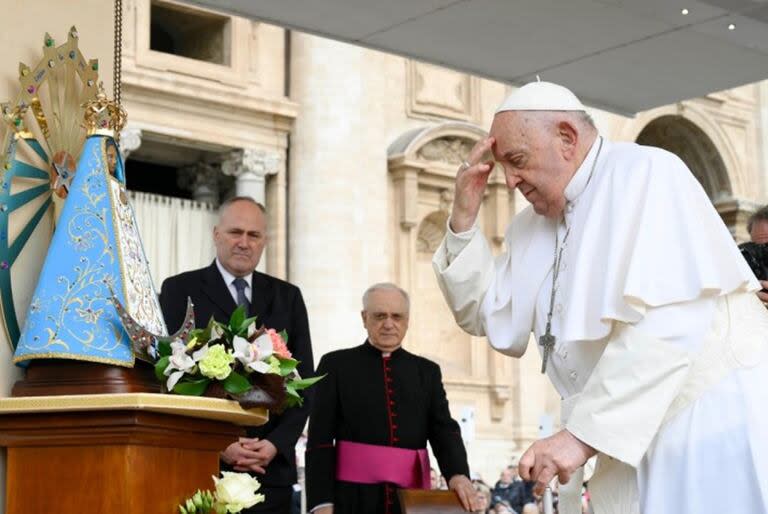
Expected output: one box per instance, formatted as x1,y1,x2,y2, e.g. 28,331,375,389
432,463,594,514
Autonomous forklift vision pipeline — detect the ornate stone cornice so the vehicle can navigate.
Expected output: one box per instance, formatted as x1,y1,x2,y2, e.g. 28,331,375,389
416,136,474,165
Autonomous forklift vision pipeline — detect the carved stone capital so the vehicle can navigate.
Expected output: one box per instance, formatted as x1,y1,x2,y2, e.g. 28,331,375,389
119,125,142,160
220,148,281,179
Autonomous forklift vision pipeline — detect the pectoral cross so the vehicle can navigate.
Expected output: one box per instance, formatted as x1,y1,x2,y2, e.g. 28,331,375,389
539,332,555,374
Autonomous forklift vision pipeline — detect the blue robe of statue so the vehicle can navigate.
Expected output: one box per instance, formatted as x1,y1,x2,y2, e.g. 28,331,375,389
14,135,166,367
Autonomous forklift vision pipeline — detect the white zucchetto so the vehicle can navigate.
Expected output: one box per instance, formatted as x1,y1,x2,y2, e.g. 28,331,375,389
496,81,586,113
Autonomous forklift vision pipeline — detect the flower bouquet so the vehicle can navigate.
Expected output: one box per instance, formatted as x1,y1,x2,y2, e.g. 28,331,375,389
112,296,322,411
179,471,264,514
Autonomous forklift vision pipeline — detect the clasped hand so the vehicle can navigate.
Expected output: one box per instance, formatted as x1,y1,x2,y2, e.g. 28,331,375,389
518,429,596,496
221,437,278,474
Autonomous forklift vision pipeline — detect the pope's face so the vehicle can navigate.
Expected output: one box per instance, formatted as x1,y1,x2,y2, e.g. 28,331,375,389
490,112,576,219
362,289,409,353
213,200,267,277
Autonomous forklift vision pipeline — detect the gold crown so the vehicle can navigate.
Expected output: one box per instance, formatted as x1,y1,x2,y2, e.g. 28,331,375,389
82,83,127,137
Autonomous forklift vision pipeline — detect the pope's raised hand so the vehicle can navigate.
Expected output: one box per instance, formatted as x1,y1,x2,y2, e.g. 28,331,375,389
450,137,496,233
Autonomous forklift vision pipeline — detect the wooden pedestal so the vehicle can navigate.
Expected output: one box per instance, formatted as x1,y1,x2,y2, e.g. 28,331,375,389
12,359,161,396
0,395,268,514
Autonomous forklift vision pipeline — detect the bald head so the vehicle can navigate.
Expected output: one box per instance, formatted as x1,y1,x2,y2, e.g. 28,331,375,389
214,198,268,277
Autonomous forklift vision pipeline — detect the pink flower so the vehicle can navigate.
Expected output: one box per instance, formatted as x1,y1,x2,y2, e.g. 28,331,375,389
267,329,292,359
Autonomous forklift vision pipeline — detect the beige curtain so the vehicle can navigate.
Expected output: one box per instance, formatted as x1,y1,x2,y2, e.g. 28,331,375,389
129,191,217,289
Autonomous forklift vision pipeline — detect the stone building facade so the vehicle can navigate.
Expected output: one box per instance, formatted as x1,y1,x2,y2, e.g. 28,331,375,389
1,0,767,488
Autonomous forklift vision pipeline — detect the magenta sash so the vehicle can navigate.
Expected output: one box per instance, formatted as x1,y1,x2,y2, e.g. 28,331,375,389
335,440,431,489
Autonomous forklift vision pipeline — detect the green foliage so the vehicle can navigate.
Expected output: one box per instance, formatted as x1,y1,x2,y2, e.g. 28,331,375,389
239,316,258,335
283,375,326,408
156,340,172,357
228,305,246,334
154,356,170,381
278,358,298,377
222,371,252,395
187,328,205,342
284,384,302,408
178,489,216,513
172,377,210,396
289,375,326,390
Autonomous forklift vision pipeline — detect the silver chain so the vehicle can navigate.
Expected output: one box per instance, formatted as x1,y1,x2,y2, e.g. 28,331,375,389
541,136,604,346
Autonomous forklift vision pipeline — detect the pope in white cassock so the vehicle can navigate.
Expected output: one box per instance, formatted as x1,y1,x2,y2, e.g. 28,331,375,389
433,81,768,514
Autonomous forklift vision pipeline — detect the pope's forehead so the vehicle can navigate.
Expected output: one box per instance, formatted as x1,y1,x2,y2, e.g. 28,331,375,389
490,112,534,152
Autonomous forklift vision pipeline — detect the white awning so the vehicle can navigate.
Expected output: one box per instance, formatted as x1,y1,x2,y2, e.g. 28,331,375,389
184,0,768,116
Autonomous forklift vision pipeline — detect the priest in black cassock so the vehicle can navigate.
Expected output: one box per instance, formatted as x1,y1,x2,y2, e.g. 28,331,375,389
306,283,477,514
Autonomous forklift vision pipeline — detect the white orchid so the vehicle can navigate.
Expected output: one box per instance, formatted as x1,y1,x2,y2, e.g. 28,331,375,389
210,323,225,340
192,343,210,361
164,340,196,391
232,334,273,374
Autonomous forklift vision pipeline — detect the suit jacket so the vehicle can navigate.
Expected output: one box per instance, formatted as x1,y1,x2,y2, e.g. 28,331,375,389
159,261,314,487
305,341,469,514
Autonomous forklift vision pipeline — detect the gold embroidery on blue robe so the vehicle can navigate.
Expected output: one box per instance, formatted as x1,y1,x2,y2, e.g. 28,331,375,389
14,135,166,367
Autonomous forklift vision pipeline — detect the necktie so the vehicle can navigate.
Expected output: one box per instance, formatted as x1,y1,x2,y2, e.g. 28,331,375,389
233,277,250,309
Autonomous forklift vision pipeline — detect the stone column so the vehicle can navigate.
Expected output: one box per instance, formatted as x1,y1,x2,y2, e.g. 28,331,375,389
220,148,280,205
177,163,220,206
289,33,393,359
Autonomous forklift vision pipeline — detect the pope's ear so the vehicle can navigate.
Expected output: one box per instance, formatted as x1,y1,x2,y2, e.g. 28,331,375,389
557,120,578,159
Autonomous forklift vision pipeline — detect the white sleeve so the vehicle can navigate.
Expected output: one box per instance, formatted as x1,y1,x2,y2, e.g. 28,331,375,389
433,221,495,337
566,297,716,467
444,222,477,264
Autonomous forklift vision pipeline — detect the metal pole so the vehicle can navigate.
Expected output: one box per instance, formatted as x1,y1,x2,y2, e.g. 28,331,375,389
543,486,554,514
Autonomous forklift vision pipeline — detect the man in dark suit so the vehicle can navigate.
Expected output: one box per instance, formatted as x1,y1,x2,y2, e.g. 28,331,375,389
160,196,313,514
305,283,477,514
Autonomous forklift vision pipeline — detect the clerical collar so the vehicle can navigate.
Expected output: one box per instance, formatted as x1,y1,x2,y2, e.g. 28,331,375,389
215,258,253,289
364,339,403,357
564,135,602,203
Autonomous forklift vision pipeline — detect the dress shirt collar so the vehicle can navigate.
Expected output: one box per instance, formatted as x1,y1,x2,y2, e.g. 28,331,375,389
564,134,602,203
215,258,253,289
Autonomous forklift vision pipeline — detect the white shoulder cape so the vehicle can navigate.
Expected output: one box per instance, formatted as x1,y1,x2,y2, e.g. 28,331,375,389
481,140,758,356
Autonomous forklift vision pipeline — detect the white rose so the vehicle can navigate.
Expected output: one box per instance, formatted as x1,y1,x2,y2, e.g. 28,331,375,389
213,472,265,513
